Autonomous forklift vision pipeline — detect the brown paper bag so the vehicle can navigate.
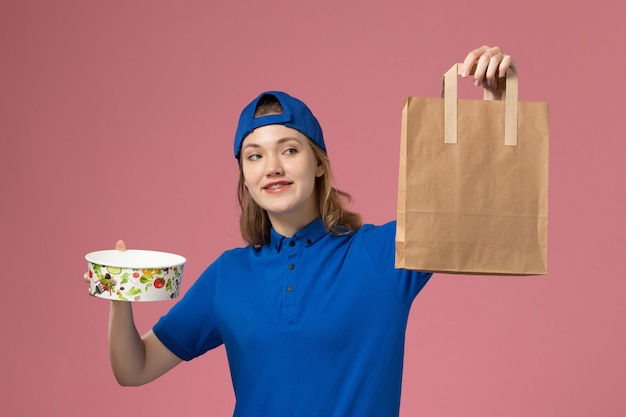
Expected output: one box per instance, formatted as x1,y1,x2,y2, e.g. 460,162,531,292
395,64,549,275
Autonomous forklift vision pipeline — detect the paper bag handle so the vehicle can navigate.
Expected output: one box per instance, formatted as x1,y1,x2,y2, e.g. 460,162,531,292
443,63,519,146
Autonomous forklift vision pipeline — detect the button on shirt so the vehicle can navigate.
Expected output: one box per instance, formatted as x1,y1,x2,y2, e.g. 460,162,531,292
153,218,431,417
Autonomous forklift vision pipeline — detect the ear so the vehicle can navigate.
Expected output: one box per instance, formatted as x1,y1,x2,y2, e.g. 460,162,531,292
315,160,325,178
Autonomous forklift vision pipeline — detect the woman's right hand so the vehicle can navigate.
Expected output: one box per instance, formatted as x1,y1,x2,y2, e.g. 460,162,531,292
84,239,181,385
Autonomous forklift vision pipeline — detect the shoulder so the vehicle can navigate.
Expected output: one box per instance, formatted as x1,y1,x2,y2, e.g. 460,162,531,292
220,242,278,260
356,220,397,242
348,221,397,264
207,243,278,274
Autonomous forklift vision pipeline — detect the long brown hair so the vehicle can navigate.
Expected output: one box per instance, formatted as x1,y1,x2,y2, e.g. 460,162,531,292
236,96,361,247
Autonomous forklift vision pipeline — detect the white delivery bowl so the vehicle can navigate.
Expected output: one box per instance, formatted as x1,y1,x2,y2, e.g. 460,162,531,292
85,249,186,302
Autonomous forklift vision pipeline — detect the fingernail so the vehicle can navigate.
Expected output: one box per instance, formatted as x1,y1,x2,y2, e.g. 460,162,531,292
462,70,467,77
474,79,480,87
487,80,492,86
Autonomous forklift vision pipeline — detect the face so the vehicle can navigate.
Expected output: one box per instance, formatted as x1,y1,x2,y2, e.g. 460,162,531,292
240,124,325,235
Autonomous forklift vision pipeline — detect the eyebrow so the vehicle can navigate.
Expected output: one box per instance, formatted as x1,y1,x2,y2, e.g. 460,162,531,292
241,137,302,151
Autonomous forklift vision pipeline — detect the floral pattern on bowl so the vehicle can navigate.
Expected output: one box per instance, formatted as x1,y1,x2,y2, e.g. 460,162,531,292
85,250,186,302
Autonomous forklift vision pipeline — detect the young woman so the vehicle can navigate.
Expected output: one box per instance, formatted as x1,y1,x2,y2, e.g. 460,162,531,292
89,45,515,417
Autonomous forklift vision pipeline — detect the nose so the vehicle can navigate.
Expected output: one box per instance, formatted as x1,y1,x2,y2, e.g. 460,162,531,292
264,153,284,177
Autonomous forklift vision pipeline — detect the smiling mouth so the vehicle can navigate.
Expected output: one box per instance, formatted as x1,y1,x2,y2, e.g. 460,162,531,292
263,182,292,191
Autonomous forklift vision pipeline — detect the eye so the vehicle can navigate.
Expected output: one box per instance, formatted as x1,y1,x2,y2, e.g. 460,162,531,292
247,153,261,161
283,148,297,155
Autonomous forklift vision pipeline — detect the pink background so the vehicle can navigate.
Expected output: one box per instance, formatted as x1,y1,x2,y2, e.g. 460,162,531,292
1,1,624,416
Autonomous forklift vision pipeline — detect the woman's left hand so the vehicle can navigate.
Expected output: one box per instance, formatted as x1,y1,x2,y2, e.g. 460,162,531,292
460,45,515,92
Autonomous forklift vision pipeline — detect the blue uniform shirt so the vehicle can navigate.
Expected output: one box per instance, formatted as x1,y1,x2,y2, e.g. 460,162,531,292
153,218,431,417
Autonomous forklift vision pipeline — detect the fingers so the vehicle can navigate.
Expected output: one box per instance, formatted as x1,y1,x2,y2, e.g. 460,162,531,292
84,271,95,296
497,54,514,78
461,45,489,77
461,45,515,87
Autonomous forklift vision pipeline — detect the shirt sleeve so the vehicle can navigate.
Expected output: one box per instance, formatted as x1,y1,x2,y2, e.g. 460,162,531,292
152,258,224,361
360,221,432,305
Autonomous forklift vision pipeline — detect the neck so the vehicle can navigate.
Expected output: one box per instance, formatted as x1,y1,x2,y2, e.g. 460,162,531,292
268,209,320,237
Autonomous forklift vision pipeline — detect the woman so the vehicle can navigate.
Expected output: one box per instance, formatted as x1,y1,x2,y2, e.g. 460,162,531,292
90,45,515,416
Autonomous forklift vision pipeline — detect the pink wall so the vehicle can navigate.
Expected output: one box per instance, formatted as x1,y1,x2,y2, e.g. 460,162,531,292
1,1,624,416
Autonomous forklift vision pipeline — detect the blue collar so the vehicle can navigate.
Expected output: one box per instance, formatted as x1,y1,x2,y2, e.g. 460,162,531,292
269,217,328,253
